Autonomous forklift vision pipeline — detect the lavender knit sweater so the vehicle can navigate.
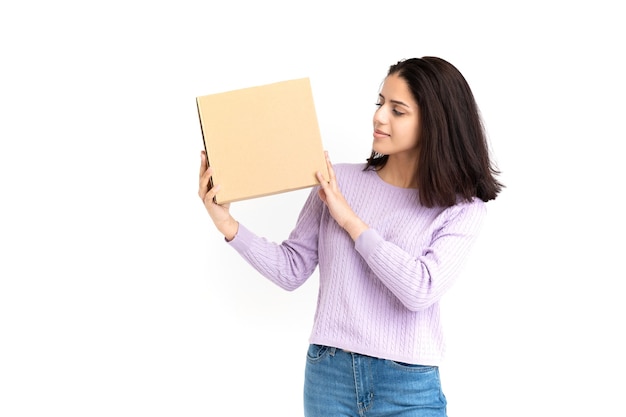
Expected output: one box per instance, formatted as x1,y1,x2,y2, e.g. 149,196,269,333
229,163,486,365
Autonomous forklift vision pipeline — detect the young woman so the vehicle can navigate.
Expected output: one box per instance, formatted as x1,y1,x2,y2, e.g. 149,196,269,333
199,57,503,417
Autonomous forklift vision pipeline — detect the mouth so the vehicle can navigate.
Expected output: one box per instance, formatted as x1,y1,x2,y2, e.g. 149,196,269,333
373,129,390,140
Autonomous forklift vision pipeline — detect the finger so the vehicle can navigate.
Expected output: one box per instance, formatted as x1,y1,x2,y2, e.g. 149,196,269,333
199,166,213,198
204,184,220,205
317,187,327,203
199,151,208,178
316,170,329,188
200,166,210,186
324,151,336,182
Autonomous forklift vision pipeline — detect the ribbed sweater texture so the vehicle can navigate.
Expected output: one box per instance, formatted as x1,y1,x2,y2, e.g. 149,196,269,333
229,163,486,365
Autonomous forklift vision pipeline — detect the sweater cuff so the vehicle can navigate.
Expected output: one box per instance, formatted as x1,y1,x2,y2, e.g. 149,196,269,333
227,223,255,254
354,228,384,259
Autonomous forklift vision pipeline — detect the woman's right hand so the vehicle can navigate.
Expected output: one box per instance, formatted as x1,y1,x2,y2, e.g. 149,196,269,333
198,150,239,241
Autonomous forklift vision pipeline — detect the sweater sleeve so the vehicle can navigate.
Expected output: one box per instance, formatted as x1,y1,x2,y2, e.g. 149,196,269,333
354,199,486,311
227,187,323,291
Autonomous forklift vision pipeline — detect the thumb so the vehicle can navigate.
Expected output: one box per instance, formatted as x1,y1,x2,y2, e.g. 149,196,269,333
317,188,327,203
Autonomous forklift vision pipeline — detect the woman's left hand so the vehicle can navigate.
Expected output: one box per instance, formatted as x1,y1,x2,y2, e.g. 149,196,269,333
316,151,369,241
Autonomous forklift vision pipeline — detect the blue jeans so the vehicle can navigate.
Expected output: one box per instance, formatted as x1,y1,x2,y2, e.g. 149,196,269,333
304,344,447,417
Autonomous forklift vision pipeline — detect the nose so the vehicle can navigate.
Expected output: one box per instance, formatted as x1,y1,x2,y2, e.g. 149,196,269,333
373,105,388,125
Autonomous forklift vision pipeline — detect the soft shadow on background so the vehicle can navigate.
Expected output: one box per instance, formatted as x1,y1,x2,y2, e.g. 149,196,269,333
1,1,624,415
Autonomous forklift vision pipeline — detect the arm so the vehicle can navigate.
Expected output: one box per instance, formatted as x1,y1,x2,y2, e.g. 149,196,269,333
198,150,321,290
313,152,486,310
316,151,369,241
356,201,486,311
198,150,238,241
229,188,323,291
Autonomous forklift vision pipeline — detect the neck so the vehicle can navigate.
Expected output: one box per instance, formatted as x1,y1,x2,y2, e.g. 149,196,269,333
378,154,419,188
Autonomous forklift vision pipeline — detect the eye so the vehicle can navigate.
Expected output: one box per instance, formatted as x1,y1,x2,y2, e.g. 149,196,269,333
392,108,405,116
375,102,382,107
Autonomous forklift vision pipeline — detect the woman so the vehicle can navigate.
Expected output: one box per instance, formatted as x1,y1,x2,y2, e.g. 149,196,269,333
199,57,503,416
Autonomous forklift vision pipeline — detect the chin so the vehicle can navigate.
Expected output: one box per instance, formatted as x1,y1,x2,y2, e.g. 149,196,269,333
372,144,389,156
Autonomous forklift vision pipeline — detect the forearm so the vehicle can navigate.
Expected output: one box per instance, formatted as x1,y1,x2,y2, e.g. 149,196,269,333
217,217,239,241
342,215,369,241
226,187,323,290
355,228,475,311
229,224,318,291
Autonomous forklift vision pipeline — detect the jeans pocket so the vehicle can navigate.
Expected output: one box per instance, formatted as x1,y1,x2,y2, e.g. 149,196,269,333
306,344,330,363
387,360,439,373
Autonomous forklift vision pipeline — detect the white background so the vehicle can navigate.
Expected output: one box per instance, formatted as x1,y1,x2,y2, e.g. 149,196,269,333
1,1,624,415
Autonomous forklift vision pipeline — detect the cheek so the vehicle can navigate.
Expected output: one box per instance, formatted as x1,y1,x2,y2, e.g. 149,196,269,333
398,123,418,143
407,121,420,146
410,134,420,149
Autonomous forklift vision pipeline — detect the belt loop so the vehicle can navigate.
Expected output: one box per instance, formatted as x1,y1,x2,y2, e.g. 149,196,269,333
329,346,337,356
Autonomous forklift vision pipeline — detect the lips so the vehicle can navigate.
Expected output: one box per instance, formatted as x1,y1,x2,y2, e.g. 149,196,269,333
373,129,390,139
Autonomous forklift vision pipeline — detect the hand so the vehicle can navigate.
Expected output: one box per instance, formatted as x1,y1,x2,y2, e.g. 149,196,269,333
316,151,368,241
198,151,239,240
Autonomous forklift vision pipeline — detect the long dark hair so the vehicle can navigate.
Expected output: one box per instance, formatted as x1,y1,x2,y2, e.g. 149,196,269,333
366,57,503,207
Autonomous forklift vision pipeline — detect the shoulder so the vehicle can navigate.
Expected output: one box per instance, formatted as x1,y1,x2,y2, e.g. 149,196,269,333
440,197,487,228
457,196,487,212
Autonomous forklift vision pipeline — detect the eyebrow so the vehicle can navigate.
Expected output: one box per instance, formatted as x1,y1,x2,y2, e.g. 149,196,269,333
379,94,410,108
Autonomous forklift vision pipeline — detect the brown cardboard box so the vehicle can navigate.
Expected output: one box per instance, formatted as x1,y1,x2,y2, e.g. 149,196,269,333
196,78,328,204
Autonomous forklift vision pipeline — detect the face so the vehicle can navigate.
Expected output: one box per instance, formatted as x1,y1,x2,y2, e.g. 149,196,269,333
372,73,420,158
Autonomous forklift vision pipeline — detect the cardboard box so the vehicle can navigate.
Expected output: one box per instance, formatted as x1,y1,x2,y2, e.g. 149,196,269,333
196,78,328,204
